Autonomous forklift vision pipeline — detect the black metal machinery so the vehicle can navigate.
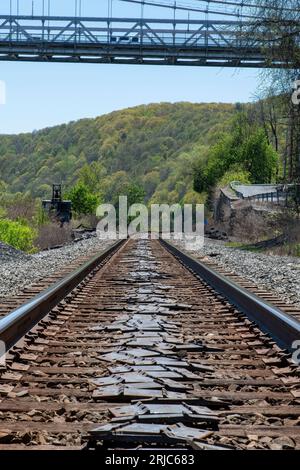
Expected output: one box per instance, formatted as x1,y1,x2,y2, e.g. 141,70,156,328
42,184,72,225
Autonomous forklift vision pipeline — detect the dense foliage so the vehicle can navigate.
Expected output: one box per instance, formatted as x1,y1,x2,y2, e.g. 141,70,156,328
0,102,285,252
0,219,36,252
0,102,235,205
66,182,100,216
194,112,279,193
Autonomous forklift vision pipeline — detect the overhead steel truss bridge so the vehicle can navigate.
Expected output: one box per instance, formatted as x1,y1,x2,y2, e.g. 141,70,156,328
0,15,295,68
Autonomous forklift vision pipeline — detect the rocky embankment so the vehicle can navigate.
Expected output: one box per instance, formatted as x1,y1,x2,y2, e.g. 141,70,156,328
175,238,300,307
0,237,113,298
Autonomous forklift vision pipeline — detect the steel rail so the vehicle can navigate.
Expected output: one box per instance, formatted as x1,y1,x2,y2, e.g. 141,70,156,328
0,239,126,354
160,238,300,353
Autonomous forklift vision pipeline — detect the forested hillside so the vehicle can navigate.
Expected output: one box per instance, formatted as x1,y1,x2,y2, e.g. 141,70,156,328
0,102,235,204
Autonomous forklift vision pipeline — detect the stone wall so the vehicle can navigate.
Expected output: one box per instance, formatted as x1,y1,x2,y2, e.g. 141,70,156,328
214,187,276,241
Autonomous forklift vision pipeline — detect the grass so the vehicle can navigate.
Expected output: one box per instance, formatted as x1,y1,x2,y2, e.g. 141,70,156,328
225,242,245,248
280,243,300,257
225,241,263,253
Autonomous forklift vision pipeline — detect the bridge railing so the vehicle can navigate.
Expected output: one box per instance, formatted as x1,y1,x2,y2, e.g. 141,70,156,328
248,191,288,206
230,181,295,207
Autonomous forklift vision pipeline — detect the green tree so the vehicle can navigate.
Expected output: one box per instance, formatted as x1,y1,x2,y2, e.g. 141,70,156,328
36,184,52,198
125,183,146,206
0,180,7,194
142,171,160,198
194,134,234,192
240,129,279,183
77,162,107,194
194,112,279,192
182,190,207,205
101,171,130,205
66,183,99,216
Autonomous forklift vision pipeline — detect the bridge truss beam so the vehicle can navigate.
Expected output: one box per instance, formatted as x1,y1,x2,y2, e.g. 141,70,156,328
0,15,294,68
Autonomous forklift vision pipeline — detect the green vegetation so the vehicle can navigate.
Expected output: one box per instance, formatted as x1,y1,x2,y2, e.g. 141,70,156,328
0,101,293,252
225,242,245,248
0,219,36,252
294,245,300,257
0,102,282,209
125,183,145,206
194,112,279,194
0,103,235,205
66,182,100,217
218,167,251,187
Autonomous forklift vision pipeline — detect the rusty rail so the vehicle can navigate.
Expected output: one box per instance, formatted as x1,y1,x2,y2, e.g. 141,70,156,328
0,238,299,450
0,239,125,353
160,239,300,353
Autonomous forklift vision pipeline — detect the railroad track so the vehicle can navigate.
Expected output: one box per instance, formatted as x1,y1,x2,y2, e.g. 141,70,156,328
185,248,300,320
0,242,114,319
0,238,299,450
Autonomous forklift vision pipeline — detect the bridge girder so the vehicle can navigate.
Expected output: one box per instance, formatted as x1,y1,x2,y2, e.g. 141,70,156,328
0,15,295,68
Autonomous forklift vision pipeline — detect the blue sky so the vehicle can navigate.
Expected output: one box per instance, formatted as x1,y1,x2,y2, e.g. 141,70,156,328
0,1,261,134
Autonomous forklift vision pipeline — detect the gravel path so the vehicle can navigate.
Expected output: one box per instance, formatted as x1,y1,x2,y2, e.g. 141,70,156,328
0,237,114,298
175,238,300,307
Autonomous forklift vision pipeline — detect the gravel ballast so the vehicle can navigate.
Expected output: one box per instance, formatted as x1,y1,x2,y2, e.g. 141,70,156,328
175,238,300,307
0,242,29,263
1,236,299,307
0,237,114,298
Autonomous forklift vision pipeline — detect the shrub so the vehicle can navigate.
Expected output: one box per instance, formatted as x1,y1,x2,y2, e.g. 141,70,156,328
218,166,251,188
0,219,37,252
66,182,99,216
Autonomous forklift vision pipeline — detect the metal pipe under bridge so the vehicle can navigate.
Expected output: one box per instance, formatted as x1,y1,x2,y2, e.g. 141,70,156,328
0,15,295,68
